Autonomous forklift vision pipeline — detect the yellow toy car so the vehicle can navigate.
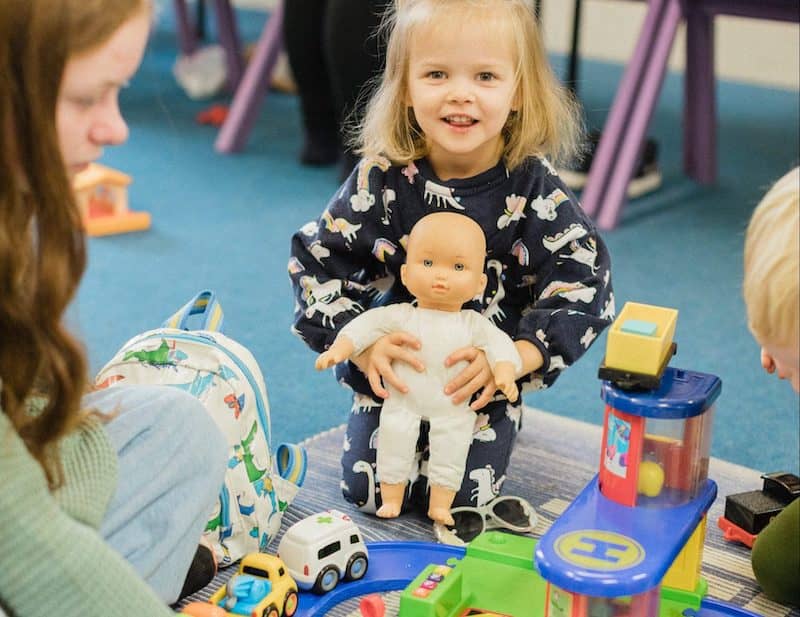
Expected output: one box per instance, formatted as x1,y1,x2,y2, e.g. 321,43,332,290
183,553,299,617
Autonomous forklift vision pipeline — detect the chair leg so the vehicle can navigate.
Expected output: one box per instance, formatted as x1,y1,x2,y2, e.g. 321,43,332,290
596,0,683,230
173,0,199,55
684,5,716,185
212,0,246,92
581,0,671,218
215,0,285,153
582,0,682,230
566,0,583,95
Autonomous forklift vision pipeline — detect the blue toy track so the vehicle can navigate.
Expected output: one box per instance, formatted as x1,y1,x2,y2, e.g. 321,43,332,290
291,540,760,617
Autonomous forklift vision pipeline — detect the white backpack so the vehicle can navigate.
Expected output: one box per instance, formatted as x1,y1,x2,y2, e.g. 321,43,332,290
94,290,307,566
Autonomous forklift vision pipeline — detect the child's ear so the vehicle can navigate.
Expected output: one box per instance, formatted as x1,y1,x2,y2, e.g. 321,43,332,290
400,263,408,287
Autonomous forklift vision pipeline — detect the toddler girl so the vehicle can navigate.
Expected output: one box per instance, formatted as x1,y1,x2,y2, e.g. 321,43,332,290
289,0,615,514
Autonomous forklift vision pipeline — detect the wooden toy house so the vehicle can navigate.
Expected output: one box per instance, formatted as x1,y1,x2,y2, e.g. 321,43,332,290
72,163,151,236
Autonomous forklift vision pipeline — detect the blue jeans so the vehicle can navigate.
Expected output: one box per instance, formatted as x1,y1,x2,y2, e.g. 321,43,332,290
84,385,227,603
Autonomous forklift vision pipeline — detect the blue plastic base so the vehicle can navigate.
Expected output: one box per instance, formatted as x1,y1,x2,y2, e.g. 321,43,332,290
291,540,761,616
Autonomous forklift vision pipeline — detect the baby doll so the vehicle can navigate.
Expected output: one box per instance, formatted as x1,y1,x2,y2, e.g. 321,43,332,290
316,212,522,525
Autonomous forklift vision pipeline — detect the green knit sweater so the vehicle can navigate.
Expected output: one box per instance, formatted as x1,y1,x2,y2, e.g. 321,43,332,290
0,410,175,616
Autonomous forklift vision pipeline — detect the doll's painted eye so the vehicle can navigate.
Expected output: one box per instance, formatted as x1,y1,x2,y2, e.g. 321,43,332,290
454,263,465,271
423,259,433,267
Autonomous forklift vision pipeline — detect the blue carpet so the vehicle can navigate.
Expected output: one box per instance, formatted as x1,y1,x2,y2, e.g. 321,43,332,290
75,11,799,475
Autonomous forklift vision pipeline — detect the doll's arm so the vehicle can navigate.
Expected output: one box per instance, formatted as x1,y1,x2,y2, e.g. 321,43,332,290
492,360,519,402
315,335,356,370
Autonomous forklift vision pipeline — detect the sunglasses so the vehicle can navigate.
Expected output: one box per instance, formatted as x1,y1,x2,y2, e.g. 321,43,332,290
433,495,538,546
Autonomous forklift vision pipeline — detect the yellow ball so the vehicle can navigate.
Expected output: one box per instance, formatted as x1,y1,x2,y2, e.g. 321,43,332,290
637,461,665,497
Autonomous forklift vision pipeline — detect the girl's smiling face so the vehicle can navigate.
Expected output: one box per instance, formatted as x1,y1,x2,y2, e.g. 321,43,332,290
56,8,150,177
406,14,519,180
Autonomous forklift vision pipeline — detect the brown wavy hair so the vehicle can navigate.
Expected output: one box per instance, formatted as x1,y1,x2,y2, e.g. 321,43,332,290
0,0,148,488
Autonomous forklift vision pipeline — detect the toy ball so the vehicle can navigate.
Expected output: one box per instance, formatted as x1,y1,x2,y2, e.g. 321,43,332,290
637,460,665,497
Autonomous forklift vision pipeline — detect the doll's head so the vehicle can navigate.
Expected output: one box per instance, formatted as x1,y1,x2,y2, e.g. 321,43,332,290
355,0,581,172
401,212,488,311
743,166,799,392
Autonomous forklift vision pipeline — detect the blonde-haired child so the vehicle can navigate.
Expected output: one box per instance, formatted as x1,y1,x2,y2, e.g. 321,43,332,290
742,167,799,607
289,0,614,516
743,167,800,393
357,0,582,171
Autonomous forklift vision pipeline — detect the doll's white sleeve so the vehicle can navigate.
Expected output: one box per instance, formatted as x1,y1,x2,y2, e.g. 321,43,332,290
338,304,411,356
468,312,523,374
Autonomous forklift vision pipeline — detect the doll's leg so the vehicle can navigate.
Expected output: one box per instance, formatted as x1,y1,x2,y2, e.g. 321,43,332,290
376,401,421,518
426,409,475,525
453,399,522,508
84,385,227,603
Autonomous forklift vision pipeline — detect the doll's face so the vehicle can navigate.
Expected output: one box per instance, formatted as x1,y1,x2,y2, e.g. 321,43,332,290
401,213,487,311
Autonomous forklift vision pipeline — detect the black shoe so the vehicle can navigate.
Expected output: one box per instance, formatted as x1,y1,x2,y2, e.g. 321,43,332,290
178,543,217,601
558,130,662,199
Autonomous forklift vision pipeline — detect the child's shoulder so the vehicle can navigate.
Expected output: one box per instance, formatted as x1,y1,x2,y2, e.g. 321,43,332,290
502,155,578,204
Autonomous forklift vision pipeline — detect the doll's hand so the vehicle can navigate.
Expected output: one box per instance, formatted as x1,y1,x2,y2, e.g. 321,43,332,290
444,347,496,410
761,347,776,374
352,332,424,399
493,361,519,403
315,336,355,370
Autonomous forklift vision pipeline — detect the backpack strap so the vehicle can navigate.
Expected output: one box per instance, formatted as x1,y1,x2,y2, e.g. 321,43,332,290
164,290,224,332
274,443,308,487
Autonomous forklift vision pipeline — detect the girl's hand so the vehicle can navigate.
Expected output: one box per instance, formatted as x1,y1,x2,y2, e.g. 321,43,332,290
444,347,496,411
352,332,424,399
761,347,776,374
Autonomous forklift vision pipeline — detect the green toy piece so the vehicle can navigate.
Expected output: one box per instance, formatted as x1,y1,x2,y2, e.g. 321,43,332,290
396,531,708,617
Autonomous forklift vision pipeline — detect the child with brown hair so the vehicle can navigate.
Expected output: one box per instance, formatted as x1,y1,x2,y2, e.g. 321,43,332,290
289,0,614,517
0,1,226,613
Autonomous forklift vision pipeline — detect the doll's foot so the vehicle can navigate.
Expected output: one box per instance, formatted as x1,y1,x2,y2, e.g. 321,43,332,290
376,502,401,518
428,506,455,526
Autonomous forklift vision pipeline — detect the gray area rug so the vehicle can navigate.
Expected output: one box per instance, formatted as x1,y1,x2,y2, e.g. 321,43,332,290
179,408,798,617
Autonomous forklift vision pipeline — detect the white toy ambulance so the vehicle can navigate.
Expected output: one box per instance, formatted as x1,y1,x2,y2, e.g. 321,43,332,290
277,509,369,594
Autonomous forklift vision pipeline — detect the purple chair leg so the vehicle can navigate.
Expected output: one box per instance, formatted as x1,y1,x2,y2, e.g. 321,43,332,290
684,5,716,185
173,0,199,55
580,0,670,218
596,0,683,230
215,0,284,153
212,0,245,92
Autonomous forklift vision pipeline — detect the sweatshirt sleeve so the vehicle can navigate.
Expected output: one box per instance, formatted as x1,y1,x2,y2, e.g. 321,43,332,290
288,158,396,353
514,169,614,387
0,413,176,617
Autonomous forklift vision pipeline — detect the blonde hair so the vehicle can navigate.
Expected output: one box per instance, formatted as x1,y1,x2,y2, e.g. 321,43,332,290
354,0,581,170
0,0,148,488
743,167,800,348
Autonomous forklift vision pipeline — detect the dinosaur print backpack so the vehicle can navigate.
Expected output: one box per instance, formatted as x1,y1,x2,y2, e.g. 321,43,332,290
94,290,307,566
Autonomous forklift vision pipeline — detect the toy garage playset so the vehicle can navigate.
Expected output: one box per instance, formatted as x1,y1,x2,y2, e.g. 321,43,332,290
183,302,766,617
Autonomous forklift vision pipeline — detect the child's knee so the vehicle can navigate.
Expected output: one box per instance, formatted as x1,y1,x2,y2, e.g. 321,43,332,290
149,387,228,480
